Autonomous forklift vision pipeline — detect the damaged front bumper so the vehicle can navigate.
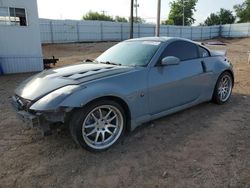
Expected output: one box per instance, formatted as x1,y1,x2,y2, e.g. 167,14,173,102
16,110,40,128
11,95,69,136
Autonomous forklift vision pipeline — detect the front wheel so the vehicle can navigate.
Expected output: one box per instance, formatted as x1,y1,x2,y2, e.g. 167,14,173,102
212,72,233,104
69,100,126,151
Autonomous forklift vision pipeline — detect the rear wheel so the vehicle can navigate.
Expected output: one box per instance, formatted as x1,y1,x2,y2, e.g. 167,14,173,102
212,72,233,104
69,100,126,151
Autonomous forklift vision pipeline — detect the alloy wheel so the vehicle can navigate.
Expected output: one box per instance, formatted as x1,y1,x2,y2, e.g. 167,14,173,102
218,74,232,102
82,105,124,150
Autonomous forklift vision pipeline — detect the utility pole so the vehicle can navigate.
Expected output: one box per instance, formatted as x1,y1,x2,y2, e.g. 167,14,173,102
156,0,161,36
130,0,134,39
134,0,139,22
182,0,185,26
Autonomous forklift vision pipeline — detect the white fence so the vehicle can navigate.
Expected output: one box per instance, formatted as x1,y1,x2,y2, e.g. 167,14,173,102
222,22,250,38
39,19,250,44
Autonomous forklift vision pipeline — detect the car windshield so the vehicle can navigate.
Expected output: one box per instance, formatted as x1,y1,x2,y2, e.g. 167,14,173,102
96,41,161,66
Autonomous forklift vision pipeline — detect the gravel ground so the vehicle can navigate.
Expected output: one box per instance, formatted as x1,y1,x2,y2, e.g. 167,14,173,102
0,38,250,188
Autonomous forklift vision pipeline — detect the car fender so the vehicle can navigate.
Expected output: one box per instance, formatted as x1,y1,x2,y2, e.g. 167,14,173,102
30,83,132,111
204,59,233,102
213,57,234,82
60,83,131,108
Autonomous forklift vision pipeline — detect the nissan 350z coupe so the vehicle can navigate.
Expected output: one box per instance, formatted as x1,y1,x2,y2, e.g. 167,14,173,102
12,37,234,151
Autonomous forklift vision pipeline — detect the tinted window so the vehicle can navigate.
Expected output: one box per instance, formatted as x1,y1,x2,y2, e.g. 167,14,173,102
162,41,198,61
199,46,210,58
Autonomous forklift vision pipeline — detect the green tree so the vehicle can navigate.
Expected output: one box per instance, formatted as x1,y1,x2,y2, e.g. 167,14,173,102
162,19,174,25
134,17,146,23
234,0,250,23
115,16,128,22
203,14,220,26
163,0,198,25
83,11,114,21
204,8,236,26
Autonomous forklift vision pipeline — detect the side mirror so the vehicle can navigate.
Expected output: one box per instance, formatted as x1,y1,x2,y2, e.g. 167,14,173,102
160,56,180,66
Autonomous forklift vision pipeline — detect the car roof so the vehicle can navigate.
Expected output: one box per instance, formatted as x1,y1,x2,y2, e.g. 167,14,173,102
125,36,208,50
125,37,193,43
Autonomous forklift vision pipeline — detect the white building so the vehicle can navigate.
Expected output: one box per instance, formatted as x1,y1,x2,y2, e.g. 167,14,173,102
0,0,43,74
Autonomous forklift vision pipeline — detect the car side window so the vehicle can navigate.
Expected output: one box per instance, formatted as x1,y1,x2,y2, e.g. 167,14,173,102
199,46,210,58
161,41,198,61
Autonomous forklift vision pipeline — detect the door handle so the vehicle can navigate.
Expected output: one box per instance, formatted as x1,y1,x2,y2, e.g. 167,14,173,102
201,61,207,73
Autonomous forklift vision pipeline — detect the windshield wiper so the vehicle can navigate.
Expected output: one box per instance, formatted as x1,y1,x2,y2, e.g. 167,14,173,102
83,59,98,63
100,61,121,66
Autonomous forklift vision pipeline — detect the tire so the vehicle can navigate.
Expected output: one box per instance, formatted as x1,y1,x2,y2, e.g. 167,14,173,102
212,71,233,104
69,100,126,151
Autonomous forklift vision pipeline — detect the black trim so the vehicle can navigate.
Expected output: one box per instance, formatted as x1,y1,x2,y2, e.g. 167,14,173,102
201,61,207,72
198,45,211,58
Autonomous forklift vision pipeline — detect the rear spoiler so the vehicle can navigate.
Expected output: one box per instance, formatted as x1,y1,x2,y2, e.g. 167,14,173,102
210,50,227,57
194,41,227,57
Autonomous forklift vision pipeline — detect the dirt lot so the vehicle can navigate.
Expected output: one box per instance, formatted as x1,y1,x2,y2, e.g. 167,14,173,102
0,38,250,188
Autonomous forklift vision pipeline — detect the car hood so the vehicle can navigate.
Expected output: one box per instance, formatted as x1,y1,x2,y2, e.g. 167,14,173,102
15,63,133,101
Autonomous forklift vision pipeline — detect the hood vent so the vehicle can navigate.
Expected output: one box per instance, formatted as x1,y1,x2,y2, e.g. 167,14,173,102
78,71,87,74
62,67,116,80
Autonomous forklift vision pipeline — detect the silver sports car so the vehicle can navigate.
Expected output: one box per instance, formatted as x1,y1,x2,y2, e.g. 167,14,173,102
12,37,234,151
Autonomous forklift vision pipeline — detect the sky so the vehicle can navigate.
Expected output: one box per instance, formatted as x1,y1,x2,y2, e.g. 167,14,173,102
37,0,245,25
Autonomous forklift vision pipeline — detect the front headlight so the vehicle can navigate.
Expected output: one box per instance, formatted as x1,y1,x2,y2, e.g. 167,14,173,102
30,85,79,111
